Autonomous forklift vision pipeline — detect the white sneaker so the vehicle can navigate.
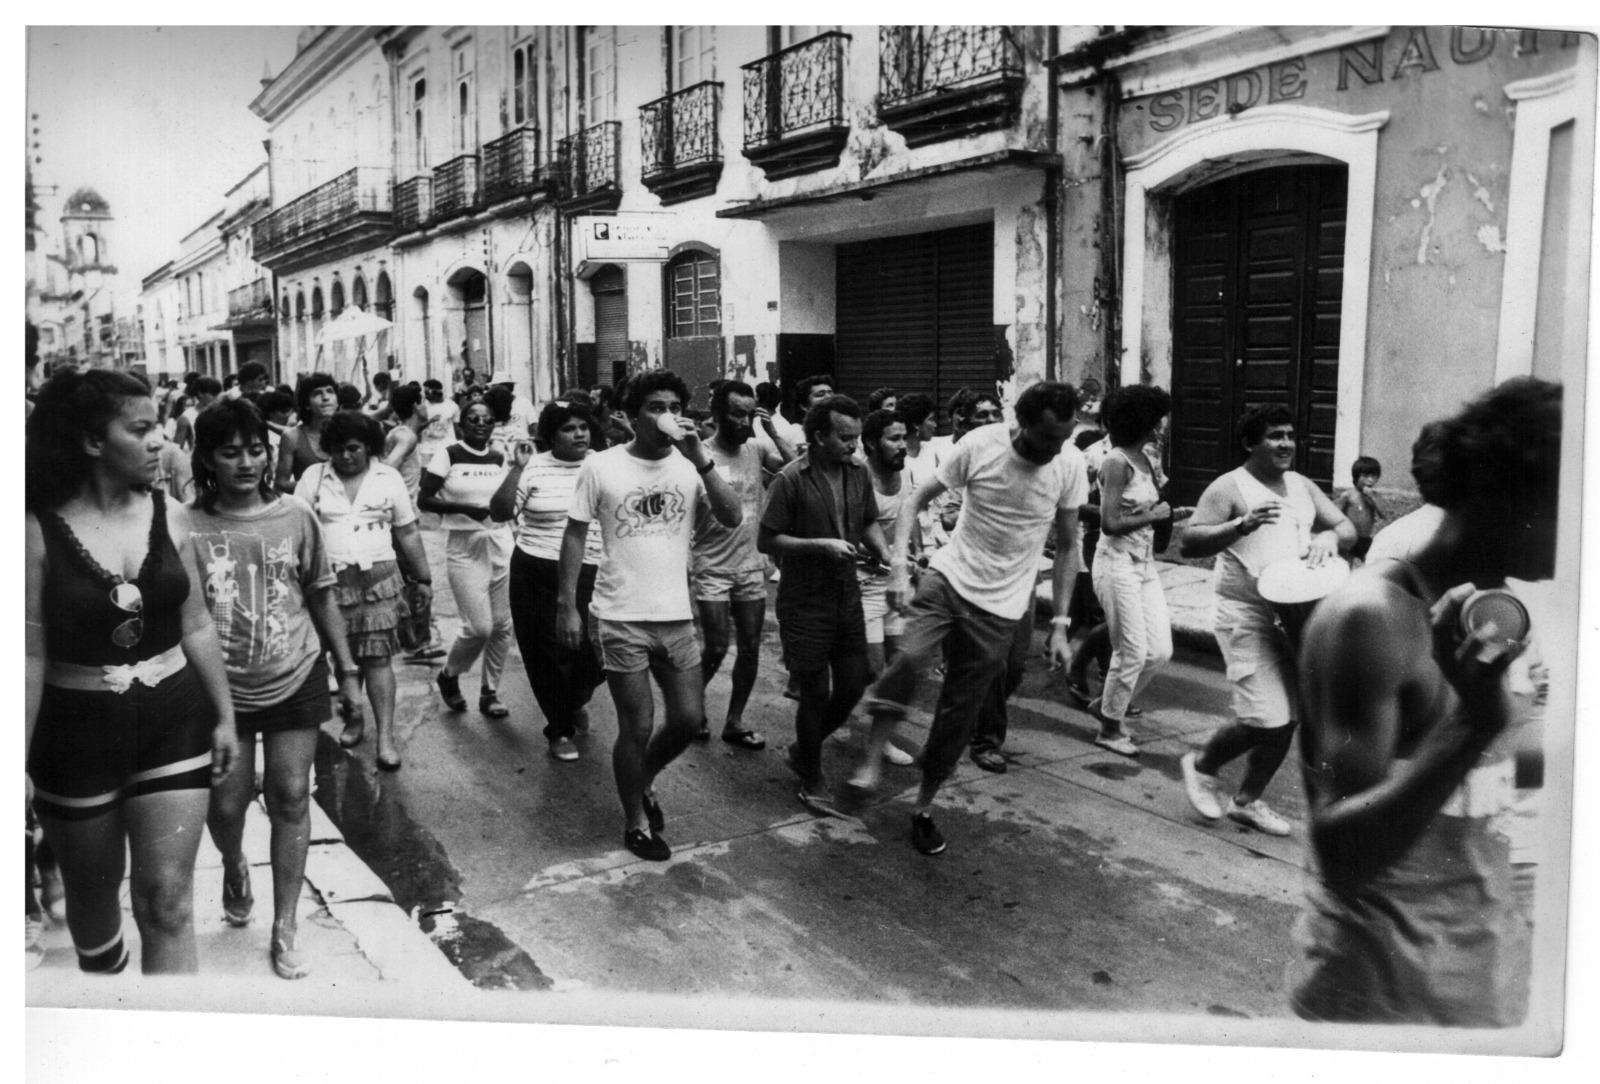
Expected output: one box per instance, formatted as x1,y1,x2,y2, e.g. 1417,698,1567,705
884,742,914,767
1181,752,1225,820
1227,797,1292,837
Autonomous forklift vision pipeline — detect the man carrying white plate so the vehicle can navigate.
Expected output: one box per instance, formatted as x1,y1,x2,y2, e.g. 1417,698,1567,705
1177,404,1355,836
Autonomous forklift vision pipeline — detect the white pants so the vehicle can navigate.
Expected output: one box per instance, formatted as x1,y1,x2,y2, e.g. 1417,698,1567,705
444,528,513,692
1092,548,1172,723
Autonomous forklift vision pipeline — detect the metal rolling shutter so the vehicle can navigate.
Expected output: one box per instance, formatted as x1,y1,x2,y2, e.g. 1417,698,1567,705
592,266,629,379
835,222,993,407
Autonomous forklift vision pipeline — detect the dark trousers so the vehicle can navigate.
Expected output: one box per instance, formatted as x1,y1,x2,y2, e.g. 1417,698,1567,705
509,548,603,743
868,571,1021,787
970,613,1034,753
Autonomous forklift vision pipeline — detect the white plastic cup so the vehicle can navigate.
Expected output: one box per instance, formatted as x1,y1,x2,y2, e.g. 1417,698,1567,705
656,413,686,440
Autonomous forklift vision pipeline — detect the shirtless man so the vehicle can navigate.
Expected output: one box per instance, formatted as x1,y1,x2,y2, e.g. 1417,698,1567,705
1288,378,1559,1026
1178,404,1354,836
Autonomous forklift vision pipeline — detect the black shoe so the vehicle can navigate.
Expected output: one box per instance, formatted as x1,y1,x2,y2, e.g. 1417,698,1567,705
910,812,947,855
1065,679,1093,707
693,719,711,742
436,672,466,712
970,748,1007,774
479,692,510,719
624,828,671,862
641,791,665,833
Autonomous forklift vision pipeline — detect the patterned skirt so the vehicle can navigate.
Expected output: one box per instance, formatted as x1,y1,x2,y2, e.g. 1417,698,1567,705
334,561,407,660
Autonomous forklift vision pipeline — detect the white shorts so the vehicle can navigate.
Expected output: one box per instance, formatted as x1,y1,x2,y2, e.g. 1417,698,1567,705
859,576,905,645
1213,598,1295,729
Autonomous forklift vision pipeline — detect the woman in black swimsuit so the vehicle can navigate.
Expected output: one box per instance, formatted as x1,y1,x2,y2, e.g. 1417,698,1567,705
25,369,238,974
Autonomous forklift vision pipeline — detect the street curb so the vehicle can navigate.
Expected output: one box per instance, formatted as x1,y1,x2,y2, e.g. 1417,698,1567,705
304,796,475,990
1033,559,1220,656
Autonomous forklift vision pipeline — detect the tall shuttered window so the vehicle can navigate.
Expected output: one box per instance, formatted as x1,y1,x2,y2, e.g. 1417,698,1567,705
668,251,720,338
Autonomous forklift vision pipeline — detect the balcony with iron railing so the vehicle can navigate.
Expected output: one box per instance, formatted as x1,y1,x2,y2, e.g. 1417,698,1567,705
742,32,852,180
877,26,1025,147
639,82,724,205
251,167,392,273
393,175,433,233
482,124,554,205
556,121,623,213
432,154,481,221
221,278,274,329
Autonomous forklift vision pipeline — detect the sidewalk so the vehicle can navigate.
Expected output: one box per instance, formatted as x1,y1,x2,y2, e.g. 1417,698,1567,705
26,771,471,1015
1036,557,1218,654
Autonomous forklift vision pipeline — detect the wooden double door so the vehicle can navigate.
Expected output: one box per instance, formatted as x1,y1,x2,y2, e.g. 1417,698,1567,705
1168,164,1347,505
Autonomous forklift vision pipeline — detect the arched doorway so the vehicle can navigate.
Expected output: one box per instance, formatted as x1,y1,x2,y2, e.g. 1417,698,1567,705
588,264,628,387
413,286,433,378
374,271,394,322
506,261,540,397
1168,162,1347,503
447,268,490,375
352,273,368,312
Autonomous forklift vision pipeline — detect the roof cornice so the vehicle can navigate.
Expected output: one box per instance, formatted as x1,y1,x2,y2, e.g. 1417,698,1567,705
250,26,388,123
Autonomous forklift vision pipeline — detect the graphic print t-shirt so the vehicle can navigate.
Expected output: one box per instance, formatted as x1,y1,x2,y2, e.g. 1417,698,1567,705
571,445,706,622
185,496,337,710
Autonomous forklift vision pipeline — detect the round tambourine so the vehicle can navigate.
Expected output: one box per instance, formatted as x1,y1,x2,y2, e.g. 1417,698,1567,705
1258,557,1350,648
1257,556,1351,606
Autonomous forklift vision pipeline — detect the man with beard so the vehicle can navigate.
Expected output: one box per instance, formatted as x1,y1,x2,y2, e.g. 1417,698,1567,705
759,395,891,814
845,382,1087,853
690,380,795,749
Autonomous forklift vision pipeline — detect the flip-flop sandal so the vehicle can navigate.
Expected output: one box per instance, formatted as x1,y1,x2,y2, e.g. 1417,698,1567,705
721,729,766,751
1125,705,1145,718
1094,734,1140,758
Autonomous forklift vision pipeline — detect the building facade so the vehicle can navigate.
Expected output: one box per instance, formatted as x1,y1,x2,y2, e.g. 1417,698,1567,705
1058,25,1596,505
242,24,1593,502
31,186,123,371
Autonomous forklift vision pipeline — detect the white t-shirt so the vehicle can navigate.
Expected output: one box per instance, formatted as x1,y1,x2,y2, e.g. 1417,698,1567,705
421,399,460,446
929,423,1089,620
426,442,508,533
293,461,417,569
572,445,706,622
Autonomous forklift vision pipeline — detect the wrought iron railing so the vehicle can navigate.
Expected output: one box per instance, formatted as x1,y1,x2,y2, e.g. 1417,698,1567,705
878,25,1022,106
640,81,723,178
393,175,432,231
481,124,543,204
252,168,390,254
432,154,481,219
558,120,622,197
742,32,850,147
227,278,273,318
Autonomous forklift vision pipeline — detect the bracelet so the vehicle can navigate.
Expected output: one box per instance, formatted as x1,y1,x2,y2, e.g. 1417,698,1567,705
337,666,362,679
1050,616,1071,628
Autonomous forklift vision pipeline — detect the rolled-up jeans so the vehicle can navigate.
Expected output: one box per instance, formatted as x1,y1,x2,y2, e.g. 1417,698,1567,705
866,570,1020,787
1092,547,1172,723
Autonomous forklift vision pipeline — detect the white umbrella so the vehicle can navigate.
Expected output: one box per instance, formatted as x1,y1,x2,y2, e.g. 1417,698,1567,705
313,308,393,384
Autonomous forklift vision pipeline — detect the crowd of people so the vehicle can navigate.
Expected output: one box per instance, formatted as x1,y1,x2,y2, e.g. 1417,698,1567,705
24,352,1563,1028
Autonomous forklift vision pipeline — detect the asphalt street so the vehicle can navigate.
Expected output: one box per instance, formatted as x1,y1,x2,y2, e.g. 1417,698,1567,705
312,521,1344,1021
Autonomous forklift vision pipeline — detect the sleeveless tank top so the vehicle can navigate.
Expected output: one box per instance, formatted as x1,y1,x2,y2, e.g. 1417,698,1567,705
36,489,189,667
1099,447,1160,562
1213,467,1316,605
288,424,329,482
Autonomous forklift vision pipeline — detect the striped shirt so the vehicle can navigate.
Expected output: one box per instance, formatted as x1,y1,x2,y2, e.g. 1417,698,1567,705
512,451,603,564
425,442,508,533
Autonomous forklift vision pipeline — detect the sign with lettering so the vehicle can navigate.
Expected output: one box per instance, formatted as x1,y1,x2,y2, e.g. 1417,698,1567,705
576,214,670,262
1141,26,1581,134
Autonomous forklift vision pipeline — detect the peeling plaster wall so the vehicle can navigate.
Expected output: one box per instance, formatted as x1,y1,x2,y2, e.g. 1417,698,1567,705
1112,25,1590,483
